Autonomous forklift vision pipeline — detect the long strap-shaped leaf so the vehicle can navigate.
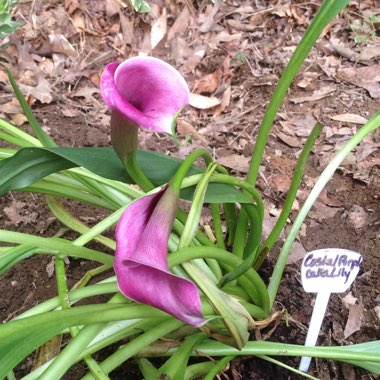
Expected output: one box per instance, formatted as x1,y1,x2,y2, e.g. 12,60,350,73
0,147,251,203
268,111,380,307
0,304,169,379
247,0,350,186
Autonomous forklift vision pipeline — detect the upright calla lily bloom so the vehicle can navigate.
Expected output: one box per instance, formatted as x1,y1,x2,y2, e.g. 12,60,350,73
114,186,206,327
100,56,190,135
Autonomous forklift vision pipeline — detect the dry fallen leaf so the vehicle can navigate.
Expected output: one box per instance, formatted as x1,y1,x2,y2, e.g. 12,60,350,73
344,303,364,339
290,86,335,104
189,93,221,109
308,200,341,221
198,1,220,33
213,85,231,115
287,241,307,264
217,155,250,173
227,19,258,32
357,45,380,62
375,306,380,322
70,86,100,103
1,98,23,114
167,5,190,41
4,201,38,225
21,74,53,104
262,209,286,241
269,174,291,193
356,141,380,162
170,36,192,61
49,34,76,57
151,9,167,50
177,119,209,145
10,113,28,126
181,46,207,74
337,65,380,99
105,0,121,16
61,108,82,118
297,72,319,89
194,69,222,94
119,13,135,46
290,113,317,137
329,113,368,124
276,132,303,148
318,188,343,207
348,205,369,229
209,31,243,48
342,292,357,308
46,257,56,278
330,38,356,60
342,292,364,339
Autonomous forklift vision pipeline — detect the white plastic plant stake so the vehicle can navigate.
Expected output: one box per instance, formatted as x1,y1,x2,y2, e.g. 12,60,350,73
299,248,363,372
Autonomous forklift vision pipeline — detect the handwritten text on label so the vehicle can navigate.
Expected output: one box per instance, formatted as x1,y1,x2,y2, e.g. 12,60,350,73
304,253,363,284
301,249,362,293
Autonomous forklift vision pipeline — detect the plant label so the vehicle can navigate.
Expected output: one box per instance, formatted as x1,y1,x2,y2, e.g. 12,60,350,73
301,248,363,293
299,248,362,373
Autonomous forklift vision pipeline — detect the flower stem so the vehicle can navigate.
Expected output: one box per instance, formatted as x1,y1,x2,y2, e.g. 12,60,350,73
178,163,223,280
123,150,154,192
211,204,226,250
254,122,323,270
224,203,237,246
110,111,154,192
182,174,264,218
170,148,213,191
178,163,217,249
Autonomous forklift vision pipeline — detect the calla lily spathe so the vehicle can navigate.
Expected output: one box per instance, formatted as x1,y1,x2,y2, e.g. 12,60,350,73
100,56,190,135
114,186,206,327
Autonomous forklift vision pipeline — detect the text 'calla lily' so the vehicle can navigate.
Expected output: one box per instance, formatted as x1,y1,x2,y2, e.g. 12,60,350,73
100,56,190,135
114,186,206,327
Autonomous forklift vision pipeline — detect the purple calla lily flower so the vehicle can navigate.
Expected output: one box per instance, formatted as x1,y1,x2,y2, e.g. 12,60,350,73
114,186,206,327
101,56,190,135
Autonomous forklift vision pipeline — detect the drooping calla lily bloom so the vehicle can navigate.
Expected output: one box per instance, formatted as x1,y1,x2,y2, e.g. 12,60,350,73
100,56,190,135
114,185,206,327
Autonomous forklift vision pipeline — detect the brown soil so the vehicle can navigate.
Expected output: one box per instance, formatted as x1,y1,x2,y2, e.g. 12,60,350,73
1,0,380,379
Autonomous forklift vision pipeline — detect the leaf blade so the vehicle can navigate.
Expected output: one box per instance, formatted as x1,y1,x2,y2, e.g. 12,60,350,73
0,147,251,203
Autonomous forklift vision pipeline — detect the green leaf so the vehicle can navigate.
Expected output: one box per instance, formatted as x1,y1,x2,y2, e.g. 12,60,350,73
343,340,380,373
129,0,151,13
182,263,251,349
0,229,114,265
0,304,168,379
0,244,37,274
159,333,207,379
0,147,251,203
0,148,74,194
137,359,162,380
218,246,259,288
247,0,351,185
186,340,380,375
